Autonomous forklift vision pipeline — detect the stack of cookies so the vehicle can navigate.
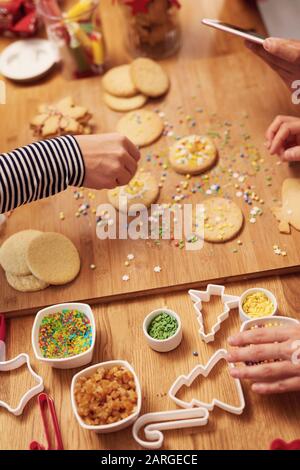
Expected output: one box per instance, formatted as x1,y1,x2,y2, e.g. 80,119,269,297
30,96,93,138
102,58,170,112
0,230,81,292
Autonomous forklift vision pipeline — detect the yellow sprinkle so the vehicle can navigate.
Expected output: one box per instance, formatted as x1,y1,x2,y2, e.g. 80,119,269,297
242,292,274,318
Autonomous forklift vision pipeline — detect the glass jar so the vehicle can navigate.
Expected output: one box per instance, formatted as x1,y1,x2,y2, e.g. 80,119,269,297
37,0,105,79
120,0,181,59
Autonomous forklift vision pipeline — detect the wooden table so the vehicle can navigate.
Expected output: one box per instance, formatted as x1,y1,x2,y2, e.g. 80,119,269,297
1,0,300,450
1,275,300,450
2,0,300,316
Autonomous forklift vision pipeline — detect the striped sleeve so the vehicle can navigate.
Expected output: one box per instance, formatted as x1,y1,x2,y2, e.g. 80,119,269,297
0,135,85,214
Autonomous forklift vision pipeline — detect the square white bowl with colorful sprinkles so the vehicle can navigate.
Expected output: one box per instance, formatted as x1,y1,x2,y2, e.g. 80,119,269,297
32,303,96,369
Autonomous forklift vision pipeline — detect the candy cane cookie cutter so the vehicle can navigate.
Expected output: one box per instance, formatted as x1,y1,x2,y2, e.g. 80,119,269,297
168,349,245,415
0,314,44,416
132,407,209,450
189,285,240,344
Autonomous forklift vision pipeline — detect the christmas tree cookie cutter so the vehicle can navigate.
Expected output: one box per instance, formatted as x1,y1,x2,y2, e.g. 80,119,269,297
189,284,240,344
168,349,245,415
132,407,209,450
0,314,44,416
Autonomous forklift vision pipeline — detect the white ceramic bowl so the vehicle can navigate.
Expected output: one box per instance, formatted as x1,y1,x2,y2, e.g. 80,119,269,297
239,288,278,323
32,303,96,369
70,360,142,434
143,308,182,353
240,315,300,333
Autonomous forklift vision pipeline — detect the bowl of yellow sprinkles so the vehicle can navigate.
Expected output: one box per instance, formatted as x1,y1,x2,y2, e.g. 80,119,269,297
239,288,278,323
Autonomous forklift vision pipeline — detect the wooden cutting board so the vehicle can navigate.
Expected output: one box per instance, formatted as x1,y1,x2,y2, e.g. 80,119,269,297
1,0,300,316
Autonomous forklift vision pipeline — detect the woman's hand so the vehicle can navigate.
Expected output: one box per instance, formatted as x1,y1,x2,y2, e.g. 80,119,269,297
226,325,300,394
246,38,300,89
76,133,140,190
265,115,300,161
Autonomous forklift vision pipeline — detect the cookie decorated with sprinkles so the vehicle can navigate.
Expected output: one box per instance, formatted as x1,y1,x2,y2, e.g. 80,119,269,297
116,110,164,147
169,135,217,175
26,232,81,285
202,197,244,243
107,171,159,212
0,229,42,276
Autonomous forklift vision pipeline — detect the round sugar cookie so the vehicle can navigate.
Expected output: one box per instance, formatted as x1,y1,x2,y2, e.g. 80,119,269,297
169,135,217,175
117,110,164,147
107,172,159,213
103,92,148,112
26,232,81,285
0,230,42,276
202,198,244,243
6,272,49,292
102,65,137,97
130,58,170,97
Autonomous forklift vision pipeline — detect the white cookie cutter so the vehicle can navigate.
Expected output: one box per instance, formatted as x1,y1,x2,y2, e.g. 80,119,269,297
168,349,245,415
132,407,209,450
0,354,44,416
0,314,44,416
189,285,240,344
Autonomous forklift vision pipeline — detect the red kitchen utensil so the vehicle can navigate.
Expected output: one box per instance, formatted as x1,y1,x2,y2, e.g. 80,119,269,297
30,393,64,450
0,314,6,362
270,439,300,451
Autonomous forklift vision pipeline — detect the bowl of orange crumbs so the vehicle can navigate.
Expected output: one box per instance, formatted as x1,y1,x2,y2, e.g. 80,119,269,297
70,360,142,433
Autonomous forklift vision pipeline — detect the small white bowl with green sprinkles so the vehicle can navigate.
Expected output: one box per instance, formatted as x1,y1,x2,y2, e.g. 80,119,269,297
143,308,182,353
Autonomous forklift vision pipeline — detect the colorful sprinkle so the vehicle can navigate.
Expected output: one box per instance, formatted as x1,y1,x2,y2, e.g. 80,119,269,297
38,309,92,359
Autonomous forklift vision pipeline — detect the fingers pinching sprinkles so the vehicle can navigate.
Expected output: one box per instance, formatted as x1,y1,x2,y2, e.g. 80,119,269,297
227,316,300,395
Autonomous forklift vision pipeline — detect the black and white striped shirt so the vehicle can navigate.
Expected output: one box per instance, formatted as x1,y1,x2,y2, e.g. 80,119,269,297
0,135,85,214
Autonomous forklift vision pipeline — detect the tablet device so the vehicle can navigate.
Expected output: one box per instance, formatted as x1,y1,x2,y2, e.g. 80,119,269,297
202,19,265,45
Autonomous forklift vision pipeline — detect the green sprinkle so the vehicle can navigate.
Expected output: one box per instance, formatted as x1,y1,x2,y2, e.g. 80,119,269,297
207,131,221,139
148,313,178,340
